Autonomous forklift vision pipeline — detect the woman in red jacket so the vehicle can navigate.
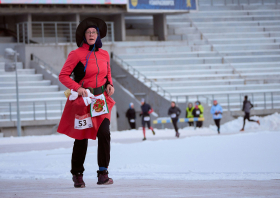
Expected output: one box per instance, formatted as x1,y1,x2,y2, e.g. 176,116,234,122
57,17,115,188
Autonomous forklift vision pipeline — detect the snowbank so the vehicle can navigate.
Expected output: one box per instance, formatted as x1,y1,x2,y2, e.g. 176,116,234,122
0,113,279,181
210,112,280,133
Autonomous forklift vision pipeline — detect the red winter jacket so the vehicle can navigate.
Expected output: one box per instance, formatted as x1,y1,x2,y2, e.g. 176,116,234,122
57,43,115,140
59,43,113,90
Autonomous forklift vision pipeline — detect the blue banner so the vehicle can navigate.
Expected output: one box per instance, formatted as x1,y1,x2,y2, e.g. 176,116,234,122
128,0,197,11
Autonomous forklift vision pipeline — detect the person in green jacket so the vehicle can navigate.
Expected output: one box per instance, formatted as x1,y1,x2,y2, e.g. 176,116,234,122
195,101,204,127
186,103,194,126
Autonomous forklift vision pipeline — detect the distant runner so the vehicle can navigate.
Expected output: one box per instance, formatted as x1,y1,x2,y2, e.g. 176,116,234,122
168,101,181,137
240,95,260,131
140,99,155,141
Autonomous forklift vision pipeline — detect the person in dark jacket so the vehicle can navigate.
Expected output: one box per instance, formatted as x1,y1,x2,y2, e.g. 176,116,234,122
186,103,194,126
126,103,136,129
195,101,204,127
240,95,260,131
192,105,202,128
140,98,155,141
168,101,181,137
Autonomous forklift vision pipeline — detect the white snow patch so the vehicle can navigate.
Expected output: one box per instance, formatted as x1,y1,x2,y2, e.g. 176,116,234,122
0,113,279,180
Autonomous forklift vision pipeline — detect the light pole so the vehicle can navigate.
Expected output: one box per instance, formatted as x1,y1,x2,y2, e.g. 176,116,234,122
5,48,21,137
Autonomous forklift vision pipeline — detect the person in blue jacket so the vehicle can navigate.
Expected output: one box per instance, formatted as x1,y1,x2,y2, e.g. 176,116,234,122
210,100,223,134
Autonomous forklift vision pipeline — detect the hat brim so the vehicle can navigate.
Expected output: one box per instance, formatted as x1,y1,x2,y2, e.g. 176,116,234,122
76,17,107,47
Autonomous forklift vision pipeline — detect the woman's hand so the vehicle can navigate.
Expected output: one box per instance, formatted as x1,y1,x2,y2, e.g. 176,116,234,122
77,87,88,97
106,84,114,96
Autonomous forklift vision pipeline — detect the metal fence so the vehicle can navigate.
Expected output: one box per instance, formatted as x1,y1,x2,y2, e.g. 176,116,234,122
199,0,280,6
17,21,114,44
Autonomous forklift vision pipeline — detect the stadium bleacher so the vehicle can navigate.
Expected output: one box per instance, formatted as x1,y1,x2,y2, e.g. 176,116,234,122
118,0,280,111
0,56,65,121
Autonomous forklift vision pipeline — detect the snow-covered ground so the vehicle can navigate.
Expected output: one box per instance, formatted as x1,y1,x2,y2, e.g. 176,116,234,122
0,113,280,181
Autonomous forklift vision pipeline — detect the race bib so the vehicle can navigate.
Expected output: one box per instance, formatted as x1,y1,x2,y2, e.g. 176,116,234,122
90,93,109,117
74,113,93,130
144,116,150,121
130,119,135,123
196,110,200,115
171,113,176,118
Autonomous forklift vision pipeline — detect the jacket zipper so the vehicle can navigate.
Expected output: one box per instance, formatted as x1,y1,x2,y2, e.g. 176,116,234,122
93,48,99,88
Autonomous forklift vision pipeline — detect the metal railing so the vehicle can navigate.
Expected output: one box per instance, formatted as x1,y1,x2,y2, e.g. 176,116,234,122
199,0,279,6
113,53,173,100
184,91,280,112
0,100,66,121
17,21,114,44
32,54,60,76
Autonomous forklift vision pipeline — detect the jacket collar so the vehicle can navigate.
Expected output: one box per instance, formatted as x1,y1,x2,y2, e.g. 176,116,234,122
81,43,98,51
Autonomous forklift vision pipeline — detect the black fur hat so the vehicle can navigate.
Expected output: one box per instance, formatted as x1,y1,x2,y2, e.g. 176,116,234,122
76,17,107,47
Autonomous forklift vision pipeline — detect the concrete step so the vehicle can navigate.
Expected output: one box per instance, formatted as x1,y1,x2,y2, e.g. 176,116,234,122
1,69,35,75
208,37,280,44
214,43,280,50
0,85,59,94
118,51,219,59
123,55,280,66
238,67,280,73
0,91,65,100
197,26,280,33
225,55,280,63
0,110,63,121
122,56,223,66
170,87,280,97
142,68,235,76
146,71,280,81
0,74,43,82
204,32,280,39
163,84,280,93
221,49,280,56
134,63,231,71
146,79,245,87
231,61,280,68
0,101,66,113
0,80,52,87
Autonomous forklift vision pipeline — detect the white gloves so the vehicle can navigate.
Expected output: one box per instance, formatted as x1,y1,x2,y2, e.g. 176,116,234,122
69,89,95,106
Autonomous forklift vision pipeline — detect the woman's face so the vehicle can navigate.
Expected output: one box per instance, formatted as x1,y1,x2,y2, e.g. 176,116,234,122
85,27,98,45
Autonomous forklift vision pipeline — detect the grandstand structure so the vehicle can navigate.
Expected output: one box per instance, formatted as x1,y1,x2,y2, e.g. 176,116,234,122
117,0,280,113
1,0,280,134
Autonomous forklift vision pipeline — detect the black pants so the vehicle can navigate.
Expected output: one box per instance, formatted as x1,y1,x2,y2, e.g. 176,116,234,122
142,119,151,128
214,119,221,132
242,112,257,129
172,118,178,132
188,122,193,126
195,121,202,128
128,119,136,129
71,118,111,175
